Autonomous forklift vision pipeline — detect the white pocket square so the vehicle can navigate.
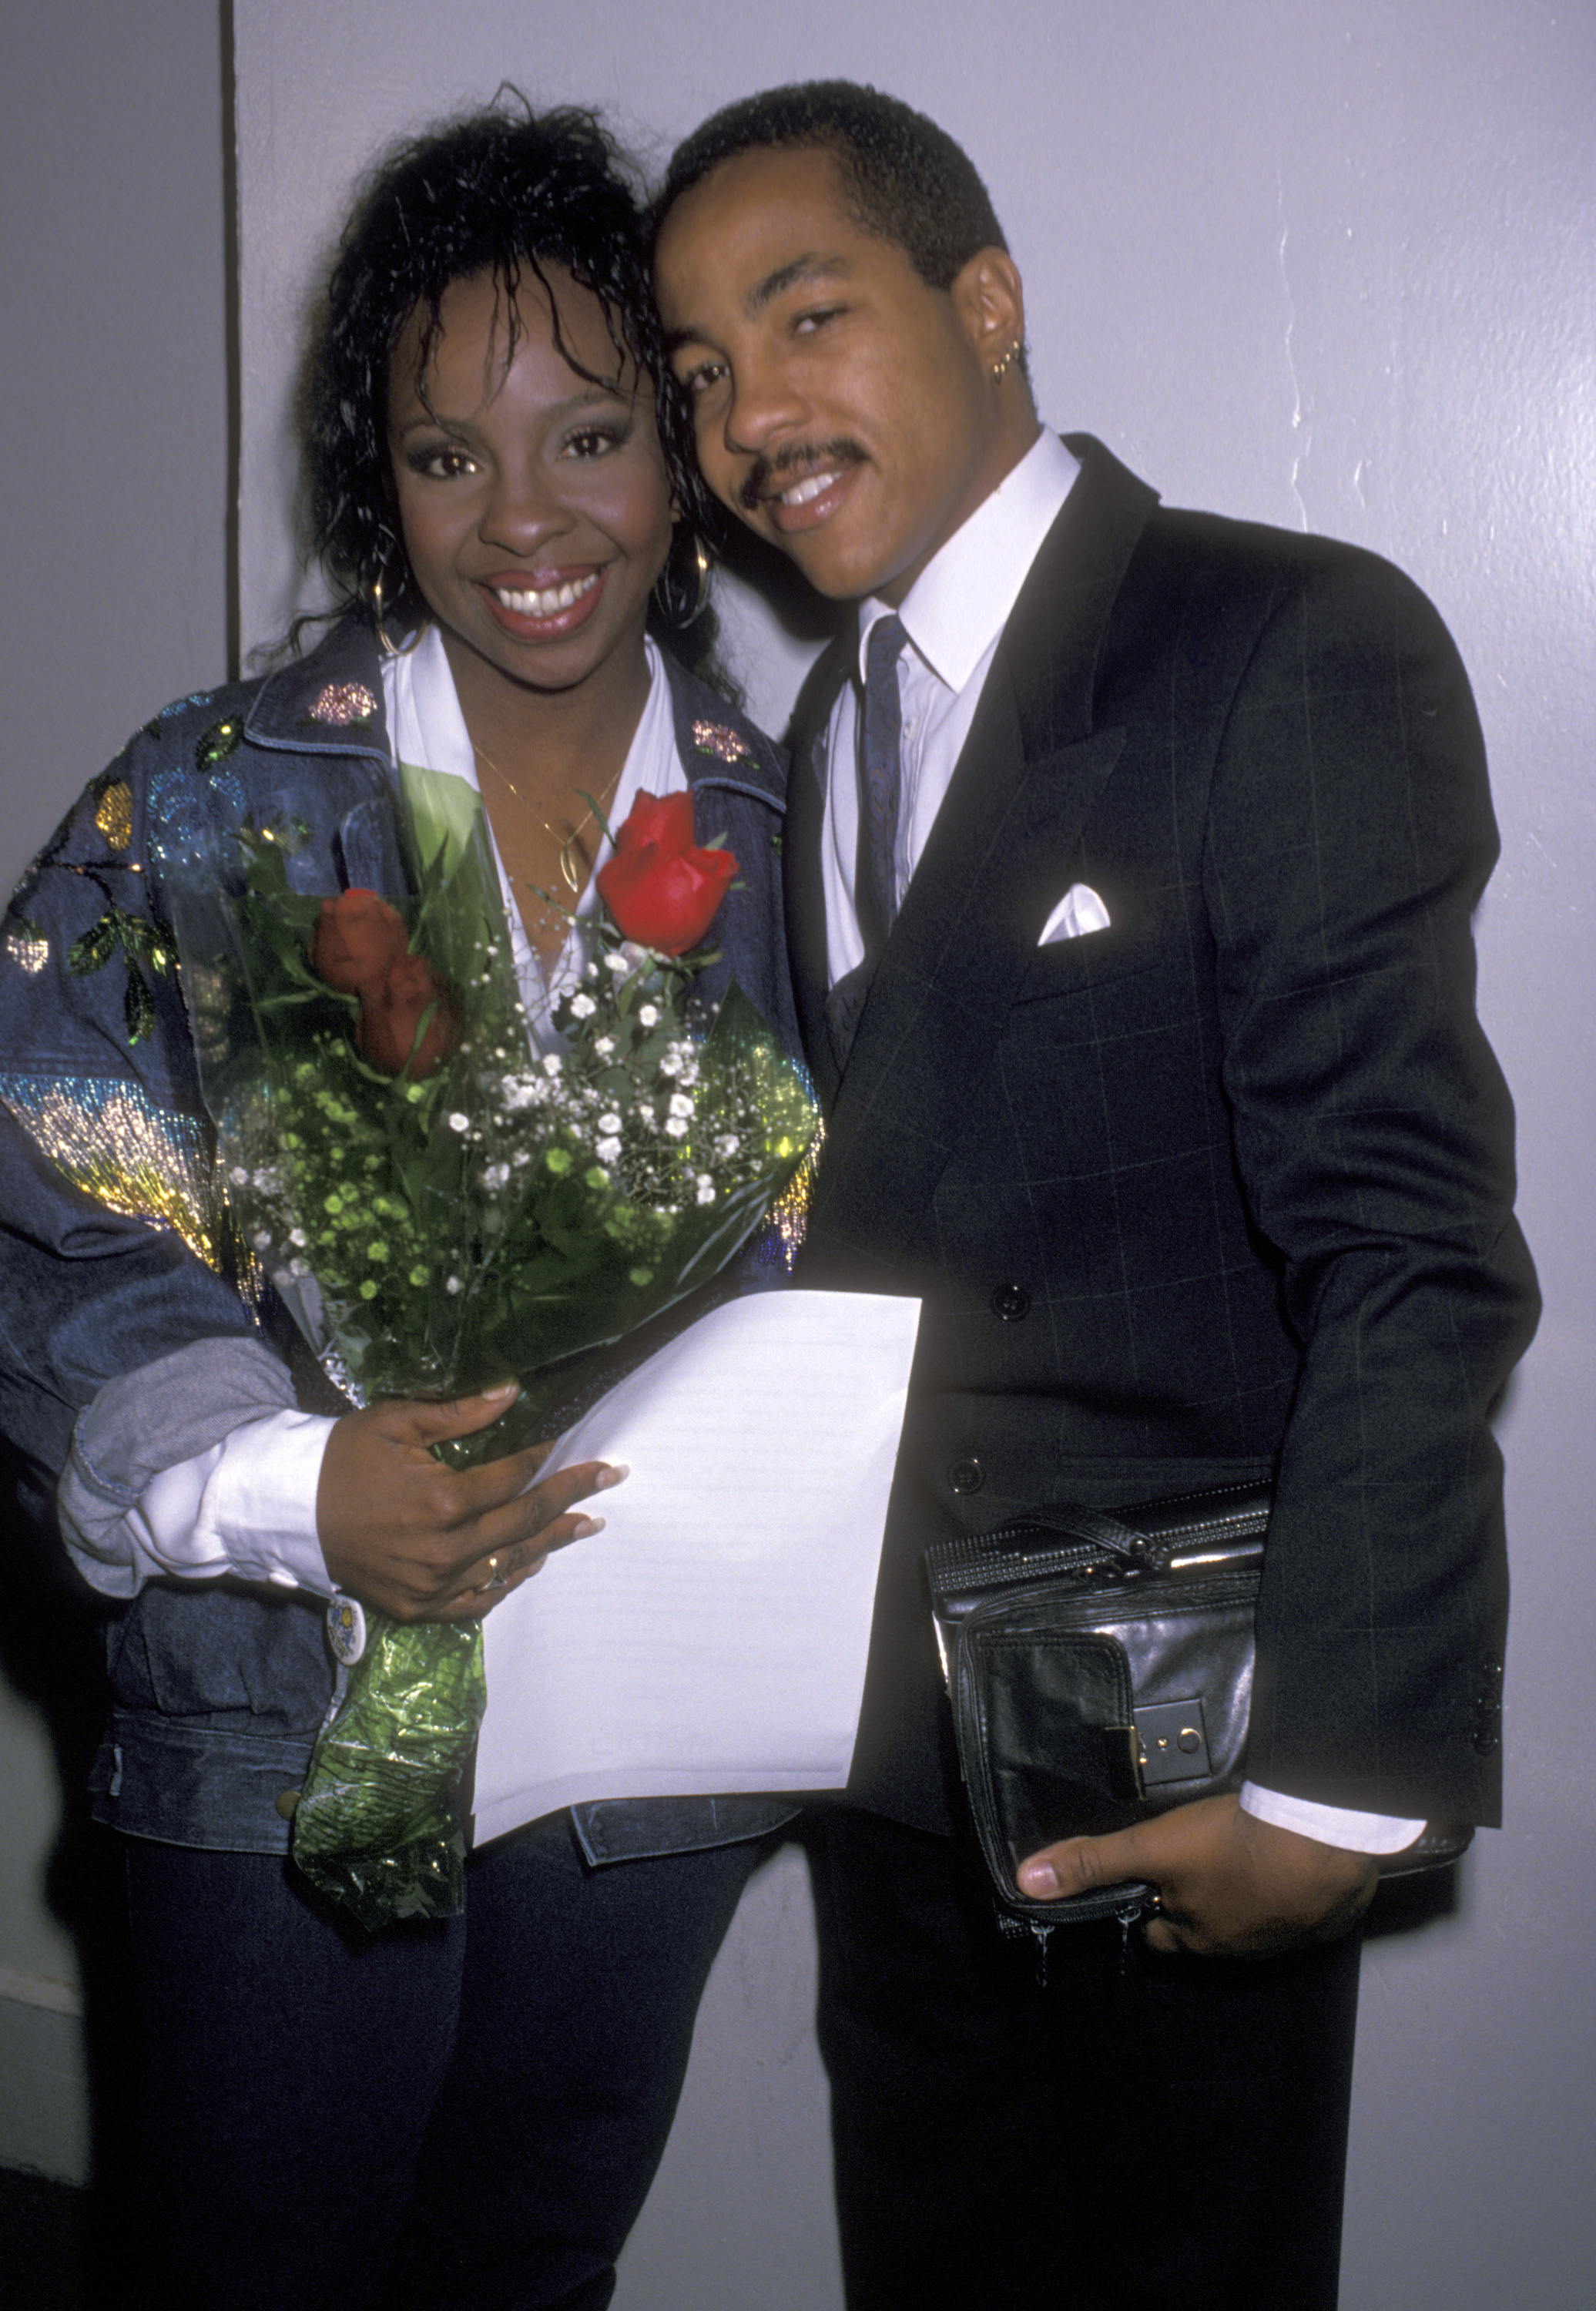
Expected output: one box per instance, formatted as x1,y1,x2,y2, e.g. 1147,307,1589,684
1037,884,1111,945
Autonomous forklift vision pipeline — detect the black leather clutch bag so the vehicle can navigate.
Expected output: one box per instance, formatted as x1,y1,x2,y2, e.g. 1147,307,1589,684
925,1482,1470,1930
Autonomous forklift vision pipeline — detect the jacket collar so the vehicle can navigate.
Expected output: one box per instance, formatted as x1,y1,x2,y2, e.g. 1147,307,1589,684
662,650,788,812
244,619,787,817
243,617,394,763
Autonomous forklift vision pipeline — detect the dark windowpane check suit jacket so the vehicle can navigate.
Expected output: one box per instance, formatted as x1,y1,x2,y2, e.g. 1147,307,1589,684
785,435,1538,1841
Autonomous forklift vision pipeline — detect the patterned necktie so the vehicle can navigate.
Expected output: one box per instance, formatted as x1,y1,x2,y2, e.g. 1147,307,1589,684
825,614,907,1073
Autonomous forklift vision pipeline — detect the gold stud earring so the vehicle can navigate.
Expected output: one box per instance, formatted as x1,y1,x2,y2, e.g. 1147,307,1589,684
990,345,1019,382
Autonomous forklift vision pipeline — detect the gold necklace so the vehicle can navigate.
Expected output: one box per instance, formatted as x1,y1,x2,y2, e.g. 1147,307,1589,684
471,742,625,894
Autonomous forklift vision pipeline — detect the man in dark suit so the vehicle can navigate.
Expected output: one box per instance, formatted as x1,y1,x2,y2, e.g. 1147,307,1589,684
654,82,1536,2309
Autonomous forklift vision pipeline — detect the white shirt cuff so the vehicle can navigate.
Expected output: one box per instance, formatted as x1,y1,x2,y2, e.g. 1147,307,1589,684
1239,1781,1425,1855
130,1409,336,1595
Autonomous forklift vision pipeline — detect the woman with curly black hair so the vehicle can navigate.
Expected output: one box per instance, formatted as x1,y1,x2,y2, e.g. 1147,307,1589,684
0,97,798,2311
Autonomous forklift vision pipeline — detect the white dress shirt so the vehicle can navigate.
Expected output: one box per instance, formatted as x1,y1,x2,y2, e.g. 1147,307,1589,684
822,432,1081,985
818,431,1420,1857
57,630,686,1602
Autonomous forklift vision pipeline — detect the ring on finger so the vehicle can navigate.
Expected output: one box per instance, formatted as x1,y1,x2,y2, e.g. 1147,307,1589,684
481,1552,511,1593
1142,1888,1163,1919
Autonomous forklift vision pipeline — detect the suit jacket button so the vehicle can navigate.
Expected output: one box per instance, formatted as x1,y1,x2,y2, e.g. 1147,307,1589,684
948,1457,985,1495
1473,1729,1501,1756
274,1789,301,1820
991,1284,1031,1321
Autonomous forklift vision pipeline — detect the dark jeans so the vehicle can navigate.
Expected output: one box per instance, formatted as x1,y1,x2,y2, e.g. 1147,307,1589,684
119,1816,761,2311
809,1807,1362,2311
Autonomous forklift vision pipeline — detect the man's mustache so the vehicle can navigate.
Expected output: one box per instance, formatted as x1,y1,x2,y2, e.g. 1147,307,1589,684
739,440,867,513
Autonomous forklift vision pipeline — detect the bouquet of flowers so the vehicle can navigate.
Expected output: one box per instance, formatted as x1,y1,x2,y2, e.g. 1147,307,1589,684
171,766,817,1930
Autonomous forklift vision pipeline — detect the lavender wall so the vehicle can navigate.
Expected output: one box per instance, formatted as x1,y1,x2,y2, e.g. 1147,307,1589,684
0,0,229,2181
2,5,1591,2302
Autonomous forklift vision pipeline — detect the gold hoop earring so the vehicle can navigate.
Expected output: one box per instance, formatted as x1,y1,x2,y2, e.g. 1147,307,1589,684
990,345,1020,382
687,533,712,625
654,532,713,629
371,575,422,658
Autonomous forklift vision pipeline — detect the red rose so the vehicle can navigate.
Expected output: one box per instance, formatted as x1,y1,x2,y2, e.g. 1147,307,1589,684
353,950,462,1076
595,790,737,957
307,887,410,992
309,888,461,1078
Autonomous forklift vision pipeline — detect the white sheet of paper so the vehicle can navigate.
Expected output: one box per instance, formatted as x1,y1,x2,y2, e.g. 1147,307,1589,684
471,1290,921,1846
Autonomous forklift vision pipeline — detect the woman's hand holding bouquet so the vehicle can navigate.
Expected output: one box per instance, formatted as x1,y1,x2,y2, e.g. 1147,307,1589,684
316,1383,619,1622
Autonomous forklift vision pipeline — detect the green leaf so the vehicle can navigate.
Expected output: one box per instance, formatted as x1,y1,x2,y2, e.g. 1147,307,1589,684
575,787,619,845
119,913,166,963
68,916,119,974
123,964,156,1045
397,759,486,884
195,716,246,770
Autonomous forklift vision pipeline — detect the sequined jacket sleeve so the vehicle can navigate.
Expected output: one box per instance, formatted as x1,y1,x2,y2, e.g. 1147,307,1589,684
0,713,269,1532
0,636,404,1549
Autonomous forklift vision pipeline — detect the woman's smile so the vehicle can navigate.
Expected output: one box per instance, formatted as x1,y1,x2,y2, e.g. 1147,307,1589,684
478,562,608,636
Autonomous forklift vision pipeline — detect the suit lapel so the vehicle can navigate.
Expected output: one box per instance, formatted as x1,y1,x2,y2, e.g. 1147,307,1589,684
803,437,1159,1275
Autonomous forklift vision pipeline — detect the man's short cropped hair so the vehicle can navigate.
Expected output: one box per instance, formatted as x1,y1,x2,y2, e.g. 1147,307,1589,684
656,81,1009,291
